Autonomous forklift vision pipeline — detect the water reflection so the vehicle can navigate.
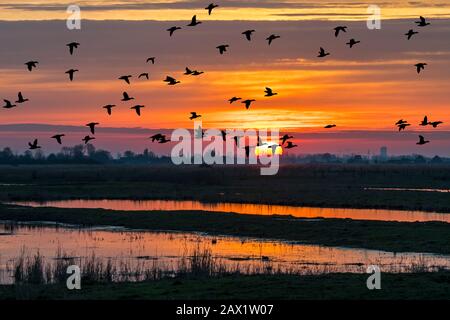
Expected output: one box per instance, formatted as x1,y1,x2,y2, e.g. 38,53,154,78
10,199,450,223
0,223,449,284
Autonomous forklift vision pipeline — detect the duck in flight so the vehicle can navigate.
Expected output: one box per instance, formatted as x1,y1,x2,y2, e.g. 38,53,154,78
138,73,149,80
16,92,29,104
65,69,78,81
158,135,171,144
242,30,255,41
51,134,65,144
416,135,430,145
25,61,38,72
28,139,41,150
184,67,193,75
396,119,408,125
191,70,204,76
266,34,280,45
334,26,347,37
205,3,219,15
187,15,202,27
190,112,202,120
146,57,156,64
264,87,277,97
415,16,430,27
3,99,16,109
119,75,132,84
86,122,99,134
66,42,80,55
82,136,95,144
405,29,418,40
167,26,181,36
229,97,242,104
420,116,429,126
285,141,298,149
346,38,360,48
216,45,229,55
318,47,330,58
164,76,180,85
325,124,336,129
242,99,256,109
121,91,134,101
429,121,443,128
131,105,144,116
103,104,116,115
150,134,165,142
280,134,293,146
415,63,427,74
398,123,411,131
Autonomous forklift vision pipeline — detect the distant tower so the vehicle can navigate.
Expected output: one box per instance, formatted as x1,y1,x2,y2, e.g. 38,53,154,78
380,146,388,161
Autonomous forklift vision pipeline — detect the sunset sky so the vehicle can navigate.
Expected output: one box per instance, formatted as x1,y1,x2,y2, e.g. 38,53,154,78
0,0,449,155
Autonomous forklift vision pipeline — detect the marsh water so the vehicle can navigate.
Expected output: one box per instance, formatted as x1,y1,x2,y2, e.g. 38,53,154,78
0,222,449,284
10,199,450,223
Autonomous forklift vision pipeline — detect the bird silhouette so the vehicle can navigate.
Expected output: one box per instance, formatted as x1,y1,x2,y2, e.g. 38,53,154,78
429,121,443,128
346,38,360,48
242,30,255,41
190,112,202,120
192,70,204,76
405,29,418,40
334,26,347,37
138,73,149,80
205,3,219,15
266,34,280,45
280,134,293,145
150,134,164,142
82,136,95,144
51,134,65,144
216,45,229,55
66,42,80,55
420,116,429,126
398,123,411,131
86,122,99,134
318,47,330,57
103,104,116,115
164,76,180,85
184,67,193,75
416,135,429,145
229,97,242,104
221,130,227,141
264,87,277,97
65,69,78,81
15,92,29,104
415,16,430,27
25,61,38,72
3,99,16,109
396,119,408,125
187,15,202,27
119,75,132,84
28,139,41,150
415,63,427,74
121,92,134,101
167,26,181,36
131,105,144,116
325,124,336,129
285,141,298,149
146,57,156,64
242,99,255,109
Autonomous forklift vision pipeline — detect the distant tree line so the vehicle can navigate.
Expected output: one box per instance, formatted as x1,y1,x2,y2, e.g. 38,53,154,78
0,145,171,165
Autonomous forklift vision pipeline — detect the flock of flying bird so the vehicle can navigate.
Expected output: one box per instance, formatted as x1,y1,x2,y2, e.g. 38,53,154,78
1,4,444,152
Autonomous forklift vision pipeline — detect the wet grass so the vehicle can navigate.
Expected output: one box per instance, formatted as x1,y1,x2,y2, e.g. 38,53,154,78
1,271,449,300
0,164,449,212
1,204,449,254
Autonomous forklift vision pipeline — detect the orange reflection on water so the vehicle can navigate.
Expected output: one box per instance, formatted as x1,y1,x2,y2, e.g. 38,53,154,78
13,199,450,223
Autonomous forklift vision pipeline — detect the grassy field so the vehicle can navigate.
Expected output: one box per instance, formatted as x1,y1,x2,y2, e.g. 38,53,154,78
1,272,449,300
1,203,449,254
0,164,449,212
